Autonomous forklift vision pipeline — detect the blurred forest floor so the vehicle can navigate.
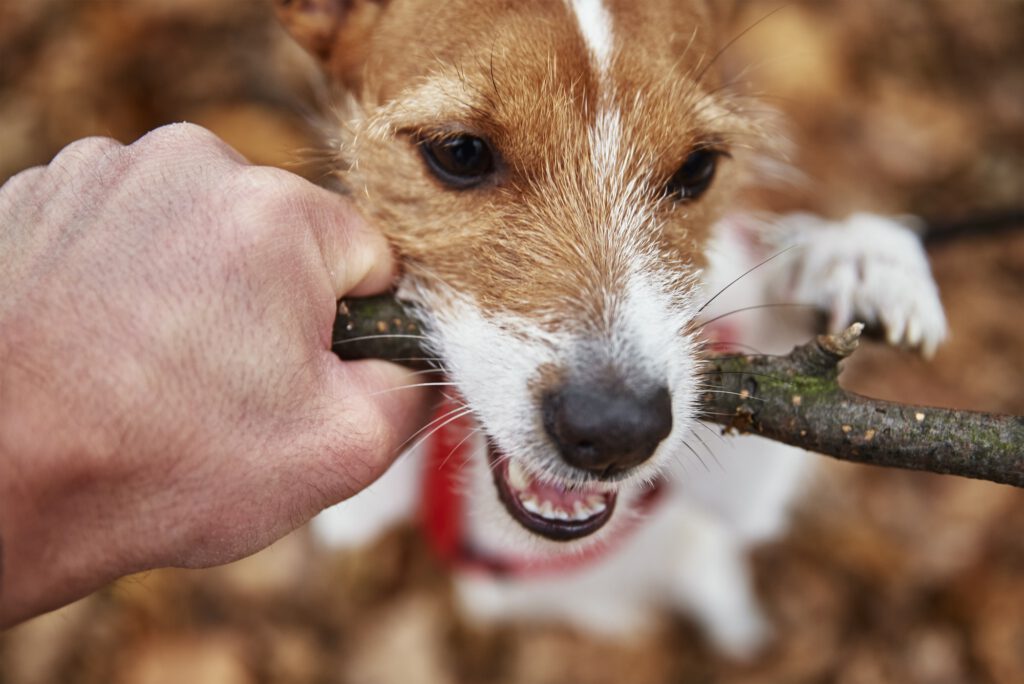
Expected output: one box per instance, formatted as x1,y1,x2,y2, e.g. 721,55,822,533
1,1,1022,683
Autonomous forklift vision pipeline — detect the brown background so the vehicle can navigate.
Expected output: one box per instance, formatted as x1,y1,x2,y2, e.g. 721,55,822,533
1,1,1022,682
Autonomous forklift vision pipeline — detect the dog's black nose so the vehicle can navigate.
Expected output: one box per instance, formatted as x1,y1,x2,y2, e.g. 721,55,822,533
542,382,673,477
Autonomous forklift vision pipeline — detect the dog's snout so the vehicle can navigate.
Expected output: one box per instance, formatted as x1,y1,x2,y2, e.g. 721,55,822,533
543,382,673,477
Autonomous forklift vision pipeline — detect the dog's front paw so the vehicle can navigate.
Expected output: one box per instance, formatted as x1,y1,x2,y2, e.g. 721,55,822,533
776,212,948,357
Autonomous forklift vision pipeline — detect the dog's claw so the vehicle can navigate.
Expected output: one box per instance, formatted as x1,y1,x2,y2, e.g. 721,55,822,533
775,212,948,357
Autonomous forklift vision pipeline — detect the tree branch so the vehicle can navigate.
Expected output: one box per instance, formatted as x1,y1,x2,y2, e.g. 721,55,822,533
333,296,1024,488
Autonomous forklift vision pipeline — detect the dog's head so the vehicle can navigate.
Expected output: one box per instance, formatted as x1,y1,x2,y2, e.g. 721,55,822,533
278,0,761,551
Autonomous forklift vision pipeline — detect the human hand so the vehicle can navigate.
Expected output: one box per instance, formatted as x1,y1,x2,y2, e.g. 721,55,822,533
0,124,431,625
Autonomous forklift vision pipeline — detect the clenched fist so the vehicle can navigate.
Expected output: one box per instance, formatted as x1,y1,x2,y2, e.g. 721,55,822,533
0,124,430,626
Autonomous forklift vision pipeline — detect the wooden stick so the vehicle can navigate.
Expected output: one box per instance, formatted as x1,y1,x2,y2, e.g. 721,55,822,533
333,296,1024,488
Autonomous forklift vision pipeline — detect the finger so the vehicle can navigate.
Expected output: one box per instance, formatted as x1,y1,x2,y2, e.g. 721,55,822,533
302,185,399,298
308,356,434,504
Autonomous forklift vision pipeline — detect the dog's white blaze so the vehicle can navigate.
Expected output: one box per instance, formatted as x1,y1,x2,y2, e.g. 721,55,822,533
590,106,623,188
568,0,614,75
586,101,692,464
571,0,621,191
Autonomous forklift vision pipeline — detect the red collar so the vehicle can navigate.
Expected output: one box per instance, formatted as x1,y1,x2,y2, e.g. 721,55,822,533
418,405,666,578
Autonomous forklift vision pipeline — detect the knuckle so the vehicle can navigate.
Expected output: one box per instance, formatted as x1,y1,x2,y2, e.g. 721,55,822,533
132,123,247,168
235,163,287,190
0,165,47,204
233,163,304,199
229,165,314,223
136,121,214,149
49,135,124,172
4,138,124,210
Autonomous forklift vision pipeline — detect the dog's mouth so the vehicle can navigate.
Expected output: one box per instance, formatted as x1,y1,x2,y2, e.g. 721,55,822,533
488,444,616,542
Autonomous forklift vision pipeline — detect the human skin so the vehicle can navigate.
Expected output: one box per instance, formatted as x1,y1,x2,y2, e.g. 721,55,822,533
0,123,431,626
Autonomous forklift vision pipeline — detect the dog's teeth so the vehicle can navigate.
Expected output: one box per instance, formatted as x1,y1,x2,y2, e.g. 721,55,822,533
576,501,602,520
514,475,608,522
522,496,543,516
507,460,530,490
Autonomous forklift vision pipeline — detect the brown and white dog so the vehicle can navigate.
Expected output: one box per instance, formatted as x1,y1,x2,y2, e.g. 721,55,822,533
274,0,947,657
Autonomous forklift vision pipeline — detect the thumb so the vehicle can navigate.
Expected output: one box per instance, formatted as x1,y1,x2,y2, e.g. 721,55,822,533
304,354,434,507
302,183,399,298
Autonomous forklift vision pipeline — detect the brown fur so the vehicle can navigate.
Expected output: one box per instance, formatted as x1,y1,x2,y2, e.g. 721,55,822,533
276,0,763,331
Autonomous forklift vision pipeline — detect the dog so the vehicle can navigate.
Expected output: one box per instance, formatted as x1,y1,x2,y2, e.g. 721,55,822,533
274,0,947,658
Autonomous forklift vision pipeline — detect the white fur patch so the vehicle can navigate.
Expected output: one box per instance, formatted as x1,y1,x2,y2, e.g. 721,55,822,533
397,280,564,483
568,0,614,74
572,0,622,193
590,106,624,188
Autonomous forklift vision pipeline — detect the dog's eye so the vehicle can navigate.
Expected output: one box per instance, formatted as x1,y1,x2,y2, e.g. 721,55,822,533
665,148,726,202
419,134,496,188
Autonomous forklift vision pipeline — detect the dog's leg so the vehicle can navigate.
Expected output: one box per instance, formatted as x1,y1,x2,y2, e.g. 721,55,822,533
454,569,656,638
670,211,948,659
659,501,771,660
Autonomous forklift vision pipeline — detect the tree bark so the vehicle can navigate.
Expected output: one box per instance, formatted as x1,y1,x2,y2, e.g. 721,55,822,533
333,296,1024,488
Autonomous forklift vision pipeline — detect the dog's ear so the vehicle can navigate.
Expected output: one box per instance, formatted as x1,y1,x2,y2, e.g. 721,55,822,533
273,0,387,88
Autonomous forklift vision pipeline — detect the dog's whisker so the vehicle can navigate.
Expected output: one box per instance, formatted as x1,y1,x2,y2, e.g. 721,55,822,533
406,408,475,458
438,426,484,471
395,403,475,452
694,302,818,332
402,406,477,458
701,349,792,362
680,439,710,472
695,370,789,385
363,381,457,398
332,333,431,345
694,420,727,445
406,367,447,378
439,390,468,407
698,389,766,402
692,3,791,88
449,430,487,474
700,341,772,356
391,357,447,364
696,410,746,418
486,448,516,475
668,451,691,478
695,245,796,316
689,429,723,471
